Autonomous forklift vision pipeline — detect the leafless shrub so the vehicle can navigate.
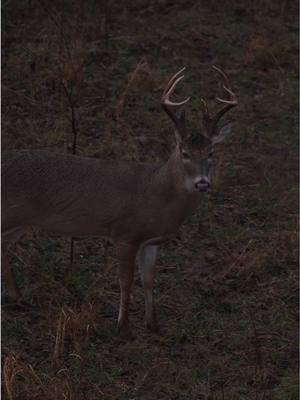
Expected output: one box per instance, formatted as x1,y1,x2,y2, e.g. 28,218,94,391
114,57,157,124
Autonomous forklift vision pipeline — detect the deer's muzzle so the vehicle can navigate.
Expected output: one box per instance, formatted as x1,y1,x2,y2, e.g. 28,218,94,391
194,179,210,192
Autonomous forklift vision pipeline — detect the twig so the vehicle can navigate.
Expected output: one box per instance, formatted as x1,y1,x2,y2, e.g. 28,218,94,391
217,239,254,279
60,79,80,267
60,80,79,155
248,310,267,400
52,308,69,369
104,0,111,53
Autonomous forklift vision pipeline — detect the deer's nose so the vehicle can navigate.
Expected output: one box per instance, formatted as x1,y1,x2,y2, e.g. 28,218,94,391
195,179,210,192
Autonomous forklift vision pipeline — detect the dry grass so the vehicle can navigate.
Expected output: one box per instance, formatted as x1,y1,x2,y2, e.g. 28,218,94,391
51,304,97,368
2,0,298,399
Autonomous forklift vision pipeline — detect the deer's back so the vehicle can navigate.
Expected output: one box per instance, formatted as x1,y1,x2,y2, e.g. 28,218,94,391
2,150,158,237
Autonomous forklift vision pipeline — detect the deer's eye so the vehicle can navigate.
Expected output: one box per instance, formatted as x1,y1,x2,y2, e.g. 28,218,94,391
207,151,213,165
181,150,190,160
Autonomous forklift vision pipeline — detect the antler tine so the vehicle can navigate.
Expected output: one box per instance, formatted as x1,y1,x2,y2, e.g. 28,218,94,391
212,66,230,87
163,67,186,96
164,75,191,106
162,68,190,106
216,95,237,104
213,65,238,105
200,98,209,114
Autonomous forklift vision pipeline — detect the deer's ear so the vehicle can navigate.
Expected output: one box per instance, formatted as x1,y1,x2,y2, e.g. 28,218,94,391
211,123,233,146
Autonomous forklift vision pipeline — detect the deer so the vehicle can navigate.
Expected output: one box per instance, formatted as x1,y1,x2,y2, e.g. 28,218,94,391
2,66,237,336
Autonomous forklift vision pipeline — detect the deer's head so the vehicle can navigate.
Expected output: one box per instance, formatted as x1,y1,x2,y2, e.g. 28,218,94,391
162,67,238,193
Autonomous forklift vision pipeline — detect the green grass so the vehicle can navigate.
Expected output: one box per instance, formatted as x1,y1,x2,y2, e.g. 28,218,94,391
2,0,298,399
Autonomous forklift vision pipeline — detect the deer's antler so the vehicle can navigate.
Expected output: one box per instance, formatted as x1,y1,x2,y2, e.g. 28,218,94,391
201,66,238,138
161,67,190,141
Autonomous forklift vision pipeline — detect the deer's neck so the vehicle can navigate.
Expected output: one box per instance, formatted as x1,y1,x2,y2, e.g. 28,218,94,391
151,152,191,200
146,153,200,234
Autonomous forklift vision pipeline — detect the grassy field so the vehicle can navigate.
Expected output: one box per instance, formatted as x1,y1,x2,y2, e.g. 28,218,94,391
2,1,299,399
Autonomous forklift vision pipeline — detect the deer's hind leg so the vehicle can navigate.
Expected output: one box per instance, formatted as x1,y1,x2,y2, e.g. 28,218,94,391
137,244,159,333
2,227,26,302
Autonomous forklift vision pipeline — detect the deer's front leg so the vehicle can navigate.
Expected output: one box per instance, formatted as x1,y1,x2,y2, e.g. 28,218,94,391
137,244,159,333
116,242,138,336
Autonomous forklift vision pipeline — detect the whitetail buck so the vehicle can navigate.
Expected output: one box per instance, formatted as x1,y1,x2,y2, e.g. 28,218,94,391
2,67,237,335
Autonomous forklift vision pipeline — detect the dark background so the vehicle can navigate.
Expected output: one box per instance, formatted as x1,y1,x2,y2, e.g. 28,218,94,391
2,1,299,399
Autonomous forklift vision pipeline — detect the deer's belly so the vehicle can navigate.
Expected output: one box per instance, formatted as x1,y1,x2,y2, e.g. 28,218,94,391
34,213,113,238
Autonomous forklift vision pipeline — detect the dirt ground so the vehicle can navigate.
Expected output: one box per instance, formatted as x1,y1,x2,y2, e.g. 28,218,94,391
2,1,299,399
